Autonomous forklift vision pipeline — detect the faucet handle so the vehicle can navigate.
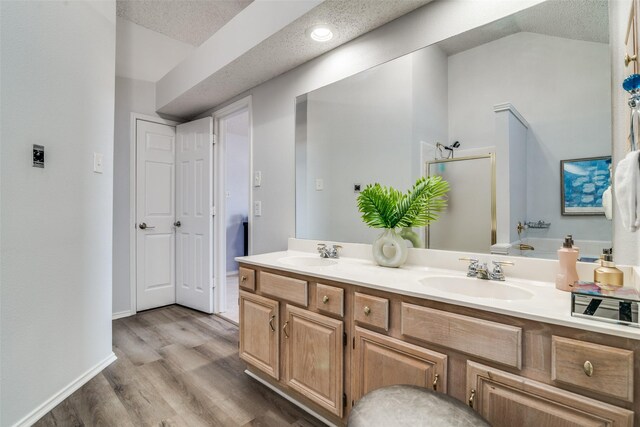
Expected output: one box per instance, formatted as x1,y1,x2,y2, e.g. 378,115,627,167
459,257,479,277
490,260,514,281
317,243,326,250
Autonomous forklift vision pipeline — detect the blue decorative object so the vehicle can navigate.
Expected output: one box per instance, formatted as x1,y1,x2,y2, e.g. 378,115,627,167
561,156,611,216
623,74,640,92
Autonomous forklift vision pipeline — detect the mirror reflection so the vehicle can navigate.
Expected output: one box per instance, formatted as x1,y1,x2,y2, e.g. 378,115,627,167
295,0,611,260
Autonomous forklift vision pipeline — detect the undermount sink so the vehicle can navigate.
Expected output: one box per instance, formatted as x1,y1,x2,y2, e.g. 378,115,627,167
278,256,338,267
419,276,534,301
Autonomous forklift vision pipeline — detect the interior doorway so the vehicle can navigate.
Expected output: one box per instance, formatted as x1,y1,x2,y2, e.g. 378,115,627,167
214,97,252,323
131,114,215,314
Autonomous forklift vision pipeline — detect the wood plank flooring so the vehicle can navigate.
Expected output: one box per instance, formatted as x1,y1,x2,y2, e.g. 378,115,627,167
34,305,327,427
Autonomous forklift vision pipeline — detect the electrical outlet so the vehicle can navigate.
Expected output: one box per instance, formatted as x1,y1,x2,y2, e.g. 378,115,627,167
254,171,262,187
254,201,262,216
33,145,44,168
316,178,324,191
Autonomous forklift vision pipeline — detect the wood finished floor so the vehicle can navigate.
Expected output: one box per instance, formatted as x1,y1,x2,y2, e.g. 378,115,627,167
34,305,327,427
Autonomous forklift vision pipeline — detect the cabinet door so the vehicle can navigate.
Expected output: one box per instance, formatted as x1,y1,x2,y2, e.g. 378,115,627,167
239,291,279,380
467,361,633,427
353,327,447,402
284,305,344,417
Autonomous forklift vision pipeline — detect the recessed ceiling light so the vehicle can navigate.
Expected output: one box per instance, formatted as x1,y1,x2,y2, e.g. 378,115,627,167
306,24,334,42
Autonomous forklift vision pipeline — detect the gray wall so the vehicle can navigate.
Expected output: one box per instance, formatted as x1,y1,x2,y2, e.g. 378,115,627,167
1,1,116,424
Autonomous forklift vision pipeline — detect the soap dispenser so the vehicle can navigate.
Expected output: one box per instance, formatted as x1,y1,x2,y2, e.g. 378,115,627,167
594,248,624,291
556,235,579,292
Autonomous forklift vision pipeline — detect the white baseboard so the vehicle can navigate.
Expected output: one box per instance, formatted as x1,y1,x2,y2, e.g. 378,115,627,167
112,310,133,320
244,370,338,427
13,352,117,427
227,270,239,277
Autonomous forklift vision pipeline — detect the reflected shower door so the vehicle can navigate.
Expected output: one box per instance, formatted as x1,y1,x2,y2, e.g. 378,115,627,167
426,154,496,253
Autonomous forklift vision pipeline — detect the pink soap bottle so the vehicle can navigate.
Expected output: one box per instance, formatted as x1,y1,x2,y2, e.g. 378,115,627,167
556,235,579,292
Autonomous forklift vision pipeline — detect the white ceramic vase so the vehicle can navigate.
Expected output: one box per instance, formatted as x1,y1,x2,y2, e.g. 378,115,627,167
372,228,408,268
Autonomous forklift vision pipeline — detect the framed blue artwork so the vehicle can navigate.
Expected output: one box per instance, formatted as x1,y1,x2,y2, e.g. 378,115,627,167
560,156,611,216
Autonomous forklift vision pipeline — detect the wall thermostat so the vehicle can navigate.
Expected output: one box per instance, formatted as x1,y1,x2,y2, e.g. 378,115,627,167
33,145,44,168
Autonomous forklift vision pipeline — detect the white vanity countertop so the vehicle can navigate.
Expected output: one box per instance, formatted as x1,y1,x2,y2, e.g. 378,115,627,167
237,249,640,341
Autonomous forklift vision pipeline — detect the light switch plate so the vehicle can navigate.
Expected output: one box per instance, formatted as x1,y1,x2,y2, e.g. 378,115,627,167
316,178,324,191
254,171,262,187
93,152,104,174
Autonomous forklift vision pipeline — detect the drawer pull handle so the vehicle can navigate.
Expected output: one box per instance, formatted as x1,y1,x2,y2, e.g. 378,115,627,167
322,295,329,304
241,276,247,282
283,321,289,339
583,360,594,377
364,306,371,316
468,389,476,408
433,373,439,391
269,315,275,332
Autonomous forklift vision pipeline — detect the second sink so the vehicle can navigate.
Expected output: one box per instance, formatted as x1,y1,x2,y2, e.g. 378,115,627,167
419,275,534,301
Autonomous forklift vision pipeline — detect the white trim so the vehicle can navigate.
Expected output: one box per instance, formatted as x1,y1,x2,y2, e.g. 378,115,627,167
112,310,133,320
129,113,181,316
226,270,239,277
13,353,117,427
212,96,253,315
493,102,530,129
244,370,338,427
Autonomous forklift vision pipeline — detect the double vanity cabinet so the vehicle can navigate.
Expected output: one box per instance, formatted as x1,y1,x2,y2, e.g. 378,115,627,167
237,261,639,426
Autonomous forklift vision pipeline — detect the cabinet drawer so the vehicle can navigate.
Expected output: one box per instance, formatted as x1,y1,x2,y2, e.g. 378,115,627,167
238,267,255,291
315,283,344,317
551,336,634,402
354,292,389,331
401,303,522,369
467,361,633,427
260,272,308,307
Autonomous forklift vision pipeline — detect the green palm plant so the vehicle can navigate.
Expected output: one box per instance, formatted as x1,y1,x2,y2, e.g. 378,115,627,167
357,176,449,229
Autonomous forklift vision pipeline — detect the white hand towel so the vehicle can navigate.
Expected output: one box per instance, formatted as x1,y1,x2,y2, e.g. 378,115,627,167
614,150,640,231
602,185,612,220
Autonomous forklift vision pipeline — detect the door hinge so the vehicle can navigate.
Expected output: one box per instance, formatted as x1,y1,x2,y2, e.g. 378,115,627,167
343,393,347,408
212,134,217,145
343,332,348,347
210,206,216,216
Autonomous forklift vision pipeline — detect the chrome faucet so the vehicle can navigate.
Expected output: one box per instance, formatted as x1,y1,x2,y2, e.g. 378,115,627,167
460,258,514,281
317,243,342,259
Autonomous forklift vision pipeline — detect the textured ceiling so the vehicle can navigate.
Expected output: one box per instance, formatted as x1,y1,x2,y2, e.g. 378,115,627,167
116,0,253,46
438,0,609,56
158,0,432,117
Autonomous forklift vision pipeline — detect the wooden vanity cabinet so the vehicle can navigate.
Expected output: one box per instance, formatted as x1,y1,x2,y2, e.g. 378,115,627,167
239,291,279,380
353,327,447,402
238,264,639,427
284,305,345,417
466,361,634,427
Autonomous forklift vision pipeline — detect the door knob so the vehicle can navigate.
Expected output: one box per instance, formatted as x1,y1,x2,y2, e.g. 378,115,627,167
139,222,155,230
174,221,181,227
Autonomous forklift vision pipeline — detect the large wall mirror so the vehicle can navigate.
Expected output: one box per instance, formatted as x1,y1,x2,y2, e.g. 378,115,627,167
295,0,611,260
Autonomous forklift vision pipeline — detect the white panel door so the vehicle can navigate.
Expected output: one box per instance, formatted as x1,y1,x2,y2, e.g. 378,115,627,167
175,117,214,313
136,120,176,311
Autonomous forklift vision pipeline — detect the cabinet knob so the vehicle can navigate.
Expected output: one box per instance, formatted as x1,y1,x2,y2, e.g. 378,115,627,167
468,389,476,408
583,360,594,377
269,315,275,332
363,306,371,316
433,373,439,391
322,295,329,304
283,321,290,339
241,276,247,282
